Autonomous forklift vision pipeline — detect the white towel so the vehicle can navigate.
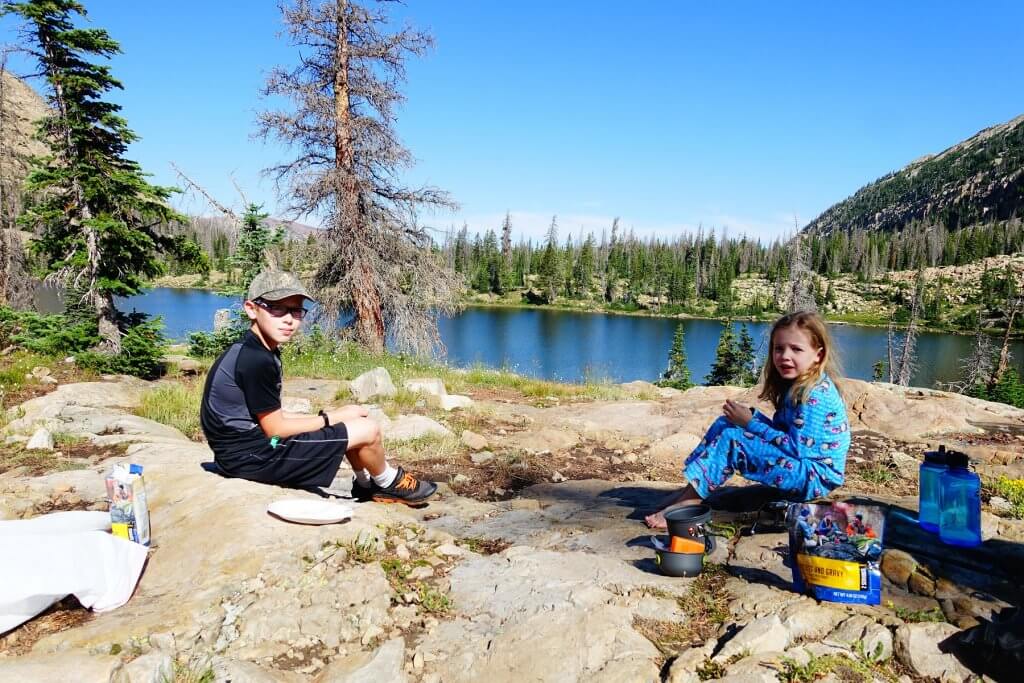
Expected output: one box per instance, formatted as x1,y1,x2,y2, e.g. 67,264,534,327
0,512,148,633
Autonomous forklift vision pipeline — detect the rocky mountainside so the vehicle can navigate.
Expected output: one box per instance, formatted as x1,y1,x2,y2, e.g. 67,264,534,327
0,71,48,208
806,114,1024,236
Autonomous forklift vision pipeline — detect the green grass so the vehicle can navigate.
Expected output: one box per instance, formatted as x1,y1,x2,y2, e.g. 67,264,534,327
989,477,1024,518
886,600,947,623
160,659,214,683
135,380,205,441
858,463,898,486
0,351,67,408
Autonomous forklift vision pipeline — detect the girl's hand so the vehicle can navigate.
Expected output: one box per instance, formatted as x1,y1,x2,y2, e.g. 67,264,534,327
723,399,752,428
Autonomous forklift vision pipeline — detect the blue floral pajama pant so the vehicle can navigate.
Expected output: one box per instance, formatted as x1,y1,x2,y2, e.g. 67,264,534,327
683,417,822,501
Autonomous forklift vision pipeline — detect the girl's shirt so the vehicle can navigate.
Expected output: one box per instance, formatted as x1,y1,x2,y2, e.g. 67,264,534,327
744,374,850,489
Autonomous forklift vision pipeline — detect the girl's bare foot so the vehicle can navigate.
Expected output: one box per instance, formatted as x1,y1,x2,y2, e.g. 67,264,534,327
645,498,704,529
645,510,668,529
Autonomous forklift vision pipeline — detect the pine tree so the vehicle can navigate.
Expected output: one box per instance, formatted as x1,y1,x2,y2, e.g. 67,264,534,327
232,204,283,290
7,0,184,352
535,216,561,302
659,322,693,390
735,323,757,386
705,320,738,386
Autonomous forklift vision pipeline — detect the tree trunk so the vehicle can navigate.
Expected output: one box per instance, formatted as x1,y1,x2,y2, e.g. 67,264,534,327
333,0,384,351
992,298,1019,389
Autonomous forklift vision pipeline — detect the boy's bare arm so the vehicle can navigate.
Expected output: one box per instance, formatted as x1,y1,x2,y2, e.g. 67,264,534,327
257,404,370,438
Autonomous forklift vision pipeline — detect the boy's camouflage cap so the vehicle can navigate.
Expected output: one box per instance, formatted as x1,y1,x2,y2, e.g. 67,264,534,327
247,270,314,302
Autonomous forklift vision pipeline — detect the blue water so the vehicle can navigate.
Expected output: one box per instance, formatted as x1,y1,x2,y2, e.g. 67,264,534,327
34,285,1024,387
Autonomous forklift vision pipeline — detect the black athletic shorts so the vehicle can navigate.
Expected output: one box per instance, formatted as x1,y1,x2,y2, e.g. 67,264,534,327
214,423,350,489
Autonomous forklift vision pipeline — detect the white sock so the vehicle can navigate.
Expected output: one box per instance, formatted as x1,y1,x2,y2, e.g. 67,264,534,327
354,469,371,486
372,464,399,488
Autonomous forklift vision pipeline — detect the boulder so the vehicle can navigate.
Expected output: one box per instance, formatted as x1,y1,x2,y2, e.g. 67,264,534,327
470,451,495,465
714,614,790,661
648,432,701,463
461,430,488,451
894,622,972,682
26,427,54,451
404,378,447,400
385,415,452,441
439,394,473,411
881,549,917,588
176,358,202,376
350,367,397,402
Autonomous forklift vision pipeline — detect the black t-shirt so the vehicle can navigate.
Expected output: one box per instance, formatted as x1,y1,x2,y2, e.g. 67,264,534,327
200,330,282,459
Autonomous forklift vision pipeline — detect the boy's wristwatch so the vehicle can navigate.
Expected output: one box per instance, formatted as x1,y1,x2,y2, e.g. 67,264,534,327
318,410,330,427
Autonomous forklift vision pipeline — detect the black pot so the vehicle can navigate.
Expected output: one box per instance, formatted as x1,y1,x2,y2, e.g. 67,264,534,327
655,548,705,577
664,504,715,553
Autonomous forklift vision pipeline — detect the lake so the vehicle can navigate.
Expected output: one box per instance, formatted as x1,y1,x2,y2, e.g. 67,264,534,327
36,286,1024,388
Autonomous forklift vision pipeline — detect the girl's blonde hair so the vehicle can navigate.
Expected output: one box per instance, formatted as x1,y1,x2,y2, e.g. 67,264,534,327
758,311,842,407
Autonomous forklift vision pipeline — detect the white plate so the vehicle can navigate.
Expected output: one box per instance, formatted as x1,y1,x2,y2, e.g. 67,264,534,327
267,498,353,525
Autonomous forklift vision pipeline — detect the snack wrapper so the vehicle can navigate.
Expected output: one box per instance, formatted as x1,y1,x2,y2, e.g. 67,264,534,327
787,501,884,604
105,464,151,546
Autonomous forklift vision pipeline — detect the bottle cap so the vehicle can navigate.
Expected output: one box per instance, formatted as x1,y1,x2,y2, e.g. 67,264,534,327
945,451,969,468
924,446,948,465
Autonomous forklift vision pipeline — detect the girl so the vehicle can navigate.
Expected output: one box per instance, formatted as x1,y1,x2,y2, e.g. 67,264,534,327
645,311,850,529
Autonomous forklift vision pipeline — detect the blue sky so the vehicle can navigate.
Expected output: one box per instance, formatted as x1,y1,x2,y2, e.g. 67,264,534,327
3,1,1023,244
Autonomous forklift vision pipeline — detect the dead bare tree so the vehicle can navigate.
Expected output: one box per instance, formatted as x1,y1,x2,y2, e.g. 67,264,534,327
257,0,459,354
786,218,817,313
990,291,1023,391
894,284,921,386
948,315,995,394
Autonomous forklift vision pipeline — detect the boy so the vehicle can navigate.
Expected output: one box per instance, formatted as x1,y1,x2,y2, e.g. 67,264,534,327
200,270,436,504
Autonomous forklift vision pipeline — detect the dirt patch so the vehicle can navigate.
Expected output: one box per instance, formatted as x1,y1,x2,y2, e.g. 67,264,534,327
0,596,92,657
0,440,128,477
407,441,683,502
0,361,92,409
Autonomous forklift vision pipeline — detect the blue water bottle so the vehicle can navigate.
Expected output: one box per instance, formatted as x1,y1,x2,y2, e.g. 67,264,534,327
918,445,948,533
938,451,982,547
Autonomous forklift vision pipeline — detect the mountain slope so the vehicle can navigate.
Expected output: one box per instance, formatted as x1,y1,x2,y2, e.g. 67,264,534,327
806,114,1024,236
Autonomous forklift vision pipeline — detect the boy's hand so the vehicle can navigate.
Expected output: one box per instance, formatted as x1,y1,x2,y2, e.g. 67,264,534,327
723,399,752,428
326,405,370,424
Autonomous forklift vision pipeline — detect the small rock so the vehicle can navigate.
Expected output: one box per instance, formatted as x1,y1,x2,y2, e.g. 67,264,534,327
177,358,202,376
894,622,972,681
461,430,488,451
609,455,623,465
908,571,937,597
622,453,639,463
360,624,384,646
63,356,75,364
408,566,433,581
989,496,1014,515
435,543,465,558
40,376,59,385
491,487,506,496
395,544,411,561
26,428,54,451
412,651,424,670
30,366,52,379
350,367,398,402
452,474,470,485
470,451,495,465
881,549,917,588
715,614,789,661
551,471,566,483
439,394,472,411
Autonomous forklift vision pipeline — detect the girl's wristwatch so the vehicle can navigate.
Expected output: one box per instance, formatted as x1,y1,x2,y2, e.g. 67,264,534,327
318,410,330,427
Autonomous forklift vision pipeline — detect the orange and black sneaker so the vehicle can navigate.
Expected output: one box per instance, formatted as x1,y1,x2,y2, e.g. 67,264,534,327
371,466,437,505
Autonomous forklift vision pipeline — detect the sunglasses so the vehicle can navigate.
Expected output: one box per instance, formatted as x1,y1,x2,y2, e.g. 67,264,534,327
253,299,308,320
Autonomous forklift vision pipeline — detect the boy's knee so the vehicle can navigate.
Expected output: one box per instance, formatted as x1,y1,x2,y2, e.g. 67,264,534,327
346,416,381,448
